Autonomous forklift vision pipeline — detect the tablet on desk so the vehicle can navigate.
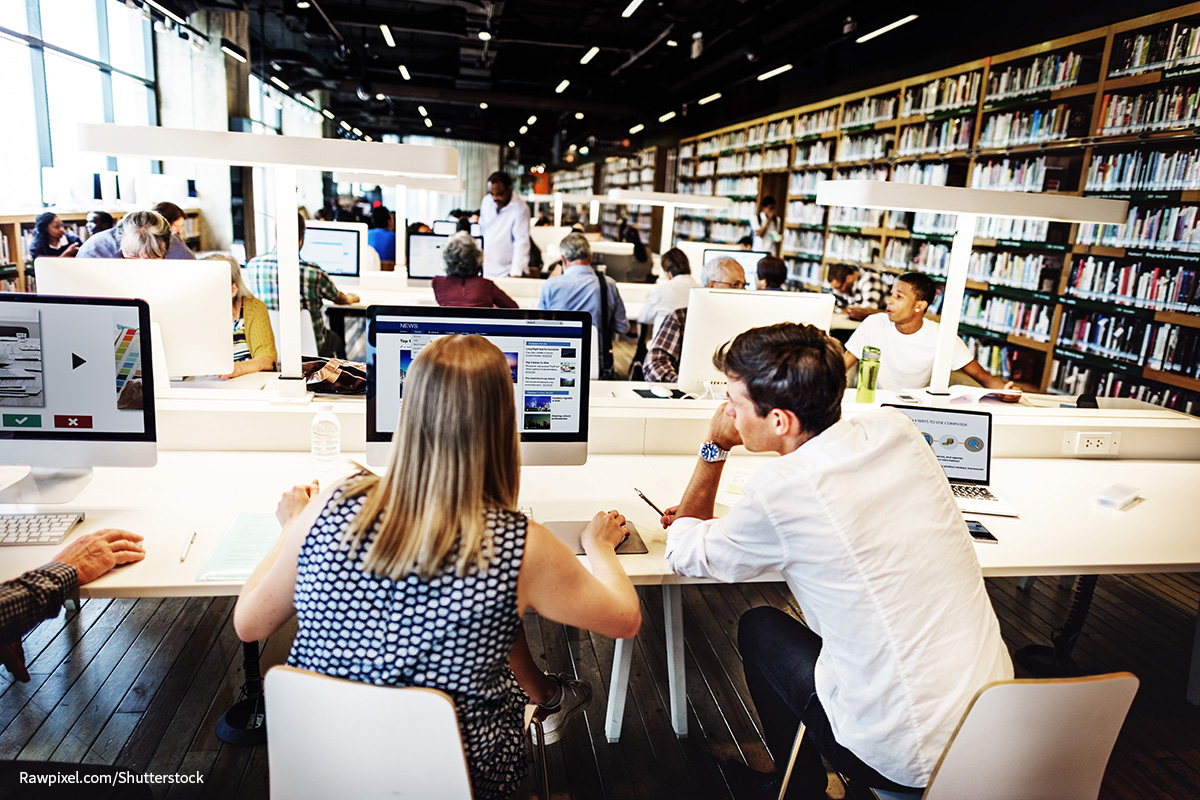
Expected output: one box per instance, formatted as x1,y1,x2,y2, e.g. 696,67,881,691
543,520,649,555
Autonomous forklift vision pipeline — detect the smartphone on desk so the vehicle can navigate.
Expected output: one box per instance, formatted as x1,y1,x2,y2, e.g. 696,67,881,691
965,519,997,543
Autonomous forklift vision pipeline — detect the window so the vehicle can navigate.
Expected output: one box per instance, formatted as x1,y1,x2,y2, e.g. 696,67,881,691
0,40,41,207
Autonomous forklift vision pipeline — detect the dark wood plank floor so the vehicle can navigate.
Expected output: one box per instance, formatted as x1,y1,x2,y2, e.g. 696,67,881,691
3,573,1198,799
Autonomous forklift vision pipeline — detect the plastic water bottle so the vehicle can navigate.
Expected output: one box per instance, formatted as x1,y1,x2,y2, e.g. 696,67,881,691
311,403,341,479
855,346,881,403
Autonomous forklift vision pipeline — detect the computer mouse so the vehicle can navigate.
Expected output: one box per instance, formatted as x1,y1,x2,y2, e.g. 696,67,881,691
649,385,673,399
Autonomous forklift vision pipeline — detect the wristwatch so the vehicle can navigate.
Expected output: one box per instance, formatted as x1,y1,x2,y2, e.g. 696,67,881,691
699,441,728,463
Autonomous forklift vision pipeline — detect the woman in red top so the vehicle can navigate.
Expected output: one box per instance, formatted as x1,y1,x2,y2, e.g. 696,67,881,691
433,232,519,309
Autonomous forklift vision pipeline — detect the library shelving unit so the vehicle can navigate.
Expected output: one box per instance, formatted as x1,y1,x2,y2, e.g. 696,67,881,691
669,2,1200,415
549,163,598,218
599,148,663,243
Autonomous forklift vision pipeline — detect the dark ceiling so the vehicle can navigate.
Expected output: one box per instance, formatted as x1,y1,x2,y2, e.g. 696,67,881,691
195,0,1183,168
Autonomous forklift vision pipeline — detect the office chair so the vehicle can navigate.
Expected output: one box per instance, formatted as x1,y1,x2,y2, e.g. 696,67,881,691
775,672,1139,800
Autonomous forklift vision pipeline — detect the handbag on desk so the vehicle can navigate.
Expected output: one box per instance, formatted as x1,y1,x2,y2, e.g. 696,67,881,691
302,357,366,395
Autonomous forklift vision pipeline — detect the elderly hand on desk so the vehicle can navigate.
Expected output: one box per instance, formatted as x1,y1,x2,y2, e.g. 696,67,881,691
276,481,321,527
54,529,146,584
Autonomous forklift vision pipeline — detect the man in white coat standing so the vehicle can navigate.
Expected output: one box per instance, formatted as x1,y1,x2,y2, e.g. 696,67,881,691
479,171,531,278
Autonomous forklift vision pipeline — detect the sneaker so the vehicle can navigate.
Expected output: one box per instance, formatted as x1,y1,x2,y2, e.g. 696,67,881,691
533,673,592,745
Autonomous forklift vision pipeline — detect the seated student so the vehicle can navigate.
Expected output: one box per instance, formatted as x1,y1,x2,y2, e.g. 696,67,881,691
29,212,80,259
433,232,519,309
204,254,277,378
367,205,397,266
638,247,697,338
844,272,1017,396
407,221,432,236
152,202,192,250
234,335,640,799
77,207,195,260
755,255,787,291
827,262,886,320
644,257,745,383
538,233,628,374
660,323,1013,798
118,210,173,259
86,210,116,237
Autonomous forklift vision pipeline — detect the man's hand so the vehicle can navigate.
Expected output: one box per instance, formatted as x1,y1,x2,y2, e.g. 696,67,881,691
219,361,255,380
707,403,742,452
345,292,360,305
53,529,146,585
277,481,320,527
998,381,1022,403
660,505,679,529
844,306,876,321
581,510,629,553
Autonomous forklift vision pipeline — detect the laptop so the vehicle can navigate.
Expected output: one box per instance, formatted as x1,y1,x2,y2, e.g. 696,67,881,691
885,404,1020,517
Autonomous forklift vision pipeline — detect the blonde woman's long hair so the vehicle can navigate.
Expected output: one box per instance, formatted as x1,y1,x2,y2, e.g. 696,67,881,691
340,334,520,580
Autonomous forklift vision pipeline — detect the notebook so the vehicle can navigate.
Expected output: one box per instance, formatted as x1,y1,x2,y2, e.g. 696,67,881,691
884,404,1020,518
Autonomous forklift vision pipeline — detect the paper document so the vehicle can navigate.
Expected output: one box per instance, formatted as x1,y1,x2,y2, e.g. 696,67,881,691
196,513,281,582
947,385,1022,404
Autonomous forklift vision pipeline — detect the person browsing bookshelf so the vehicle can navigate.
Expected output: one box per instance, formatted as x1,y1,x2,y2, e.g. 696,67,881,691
843,272,1018,397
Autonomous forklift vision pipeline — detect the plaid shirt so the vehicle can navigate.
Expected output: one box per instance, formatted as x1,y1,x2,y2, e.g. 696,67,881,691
0,562,76,643
645,308,686,383
833,268,888,311
245,252,342,353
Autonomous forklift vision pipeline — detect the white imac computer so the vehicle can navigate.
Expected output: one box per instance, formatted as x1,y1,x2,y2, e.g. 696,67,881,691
676,288,836,394
0,294,155,503
367,306,591,466
702,248,770,290
35,258,232,381
405,232,486,282
301,220,371,281
431,220,483,237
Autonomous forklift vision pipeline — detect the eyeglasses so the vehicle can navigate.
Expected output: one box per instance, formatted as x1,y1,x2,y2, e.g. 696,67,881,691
710,280,745,289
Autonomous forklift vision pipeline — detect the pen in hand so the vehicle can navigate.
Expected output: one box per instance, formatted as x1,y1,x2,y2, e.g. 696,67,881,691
634,488,664,517
179,531,197,563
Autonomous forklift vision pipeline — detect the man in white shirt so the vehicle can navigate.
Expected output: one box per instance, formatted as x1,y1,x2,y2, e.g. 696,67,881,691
637,247,697,338
661,322,1013,798
844,272,1015,393
479,171,531,278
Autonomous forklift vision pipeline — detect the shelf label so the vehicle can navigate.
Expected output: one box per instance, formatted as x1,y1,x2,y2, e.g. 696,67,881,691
926,105,978,121
1126,249,1200,262
841,124,875,134
1085,190,1181,202
1163,65,1200,81
982,91,1050,112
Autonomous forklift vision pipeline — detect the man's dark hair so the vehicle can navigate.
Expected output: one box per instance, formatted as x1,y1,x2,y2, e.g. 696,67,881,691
827,263,858,284
370,206,391,229
660,247,691,277
297,212,306,240
712,323,845,436
486,171,513,189
756,256,786,288
898,271,937,306
761,195,777,208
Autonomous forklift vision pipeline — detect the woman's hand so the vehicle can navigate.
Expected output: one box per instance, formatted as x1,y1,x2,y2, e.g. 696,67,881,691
580,510,629,554
61,243,80,258
276,481,320,527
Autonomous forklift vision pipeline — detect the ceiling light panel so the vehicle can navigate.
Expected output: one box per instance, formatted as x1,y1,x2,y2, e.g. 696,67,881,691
380,25,395,47
580,46,599,64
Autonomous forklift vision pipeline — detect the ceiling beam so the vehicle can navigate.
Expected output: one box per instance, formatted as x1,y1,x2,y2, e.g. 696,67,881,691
339,80,628,114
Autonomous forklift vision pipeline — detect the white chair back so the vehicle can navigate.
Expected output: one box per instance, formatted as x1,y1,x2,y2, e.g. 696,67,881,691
267,308,319,357
265,666,473,800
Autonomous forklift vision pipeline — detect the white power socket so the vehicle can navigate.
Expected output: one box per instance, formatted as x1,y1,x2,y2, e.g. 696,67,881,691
1062,430,1121,456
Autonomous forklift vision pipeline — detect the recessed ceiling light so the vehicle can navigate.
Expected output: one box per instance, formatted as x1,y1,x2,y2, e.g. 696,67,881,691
658,110,676,122
379,24,395,47
666,39,678,47
322,109,334,119
296,0,310,8
756,63,793,81
220,41,247,64
629,123,644,134
352,127,362,136
418,105,427,116
621,0,644,19
364,135,373,142
855,14,918,44
479,102,488,109
508,140,516,147
424,118,433,127
478,24,493,41
527,115,537,125
375,93,385,100
519,125,528,134
575,112,584,120
580,145,589,155
398,64,411,80
555,79,570,94
269,76,290,91
339,120,351,130
580,46,600,64
698,92,722,105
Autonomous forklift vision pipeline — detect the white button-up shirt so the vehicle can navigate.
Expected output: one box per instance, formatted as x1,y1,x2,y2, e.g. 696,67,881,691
480,194,532,278
638,274,698,337
666,409,1013,787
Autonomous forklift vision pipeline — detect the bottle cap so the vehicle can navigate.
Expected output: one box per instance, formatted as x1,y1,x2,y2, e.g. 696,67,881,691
862,345,881,359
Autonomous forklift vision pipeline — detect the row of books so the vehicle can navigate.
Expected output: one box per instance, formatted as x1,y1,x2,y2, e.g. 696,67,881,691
1108,22,1200,77
715,176,759,197
1066,255,1200,313
963,337,1042,383
1084,147,1200,193
1097,85,1200,135
761,147,790,171
985,50,1092,101
697,130,750,156
825,233,876,265
786,201,826,226
1050,358,1198,414
745,123,767,147
969,156,1049,192
1059,309,1163,363
785,259,824,286
1076,204,1200,251
796,107,838,137
793,140,834,167
828,206,884,228
764,119,793,144
896,118,973,156
884,239,950,274
892,162,950,186
0,232,10,265
842,95,897,127
961,291,1054,341
837,132,893,162
977,104,1076,148
969,250,1058,291
672,219,748,244
782,229,825,257
834,165,889,182
787,171,829,196
901,72,982,117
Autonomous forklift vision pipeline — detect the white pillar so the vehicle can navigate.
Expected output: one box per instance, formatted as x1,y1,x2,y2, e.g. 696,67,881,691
929,213,977,395
394,183,408,267
274,166,303,380
659,205,676,255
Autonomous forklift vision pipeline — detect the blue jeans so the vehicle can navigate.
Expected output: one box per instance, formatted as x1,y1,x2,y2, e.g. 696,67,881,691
738,606,921,796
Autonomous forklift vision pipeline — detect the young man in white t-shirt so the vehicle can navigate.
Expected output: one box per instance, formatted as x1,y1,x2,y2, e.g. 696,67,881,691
843,272,1016,394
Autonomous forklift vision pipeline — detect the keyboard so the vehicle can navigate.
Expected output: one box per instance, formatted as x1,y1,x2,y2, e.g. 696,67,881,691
0,512,85,546
951,484,998,502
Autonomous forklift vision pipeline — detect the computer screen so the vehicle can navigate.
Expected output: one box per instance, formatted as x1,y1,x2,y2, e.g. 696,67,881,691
300,221,366,277
35,257,232,378
406,233,486,280
432,220,483,237
884,404,993,485
702,249,771,290
367,306,591,466
676,288,836,393
0,294,155,500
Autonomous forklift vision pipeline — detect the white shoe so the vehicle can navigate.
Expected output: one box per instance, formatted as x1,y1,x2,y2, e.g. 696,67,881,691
533,673,592,745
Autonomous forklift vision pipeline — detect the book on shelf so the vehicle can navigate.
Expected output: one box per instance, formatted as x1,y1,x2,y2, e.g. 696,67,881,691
1097,84,1200,135
841,94,898,127
962,291,1053,341
1085,146,1200,193
893,162,950,186
978,104,1077,148
1109,21,1200,77
1077,204,1200,251
1067,255,1199,313
1049,358,1199,414
897,118,973,156
985,49,1095,101
901,72,982,117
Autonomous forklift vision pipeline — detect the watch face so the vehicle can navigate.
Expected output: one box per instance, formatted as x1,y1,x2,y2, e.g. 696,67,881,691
700,441,722,462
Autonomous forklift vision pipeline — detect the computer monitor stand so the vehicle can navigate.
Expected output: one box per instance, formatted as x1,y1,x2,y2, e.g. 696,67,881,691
0,467,93,504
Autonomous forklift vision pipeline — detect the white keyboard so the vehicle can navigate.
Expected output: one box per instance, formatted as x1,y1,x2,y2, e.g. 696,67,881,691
0,512,84,546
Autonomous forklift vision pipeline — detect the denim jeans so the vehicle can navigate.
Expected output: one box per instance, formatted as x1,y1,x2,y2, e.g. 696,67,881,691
737,606,921,796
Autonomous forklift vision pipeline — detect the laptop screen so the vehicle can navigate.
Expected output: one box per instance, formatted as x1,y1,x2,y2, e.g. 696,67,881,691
884,404,992,486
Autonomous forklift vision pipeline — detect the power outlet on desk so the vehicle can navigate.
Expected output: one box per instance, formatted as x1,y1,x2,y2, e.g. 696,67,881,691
1062,430,1121,456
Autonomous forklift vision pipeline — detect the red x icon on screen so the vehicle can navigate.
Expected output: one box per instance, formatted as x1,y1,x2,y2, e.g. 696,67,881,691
53,415,93,429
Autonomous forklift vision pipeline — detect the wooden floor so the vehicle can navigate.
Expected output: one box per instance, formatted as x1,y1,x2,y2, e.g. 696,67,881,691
2,572,1198,799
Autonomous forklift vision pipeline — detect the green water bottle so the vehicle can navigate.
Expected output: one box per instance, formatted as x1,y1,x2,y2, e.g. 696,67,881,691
856,346,880,403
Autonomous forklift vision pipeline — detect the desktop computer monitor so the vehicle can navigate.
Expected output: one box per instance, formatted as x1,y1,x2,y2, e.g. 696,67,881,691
0,294,155,503
431,220,481,236
367,306,591,467
406,232,486,281
300,220,369,278
35,257,232,378
674,241,742,274
702,249,770,290
676,288,836,394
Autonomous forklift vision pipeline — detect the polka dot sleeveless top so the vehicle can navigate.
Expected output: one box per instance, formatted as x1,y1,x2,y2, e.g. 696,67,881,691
287,488,528,799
